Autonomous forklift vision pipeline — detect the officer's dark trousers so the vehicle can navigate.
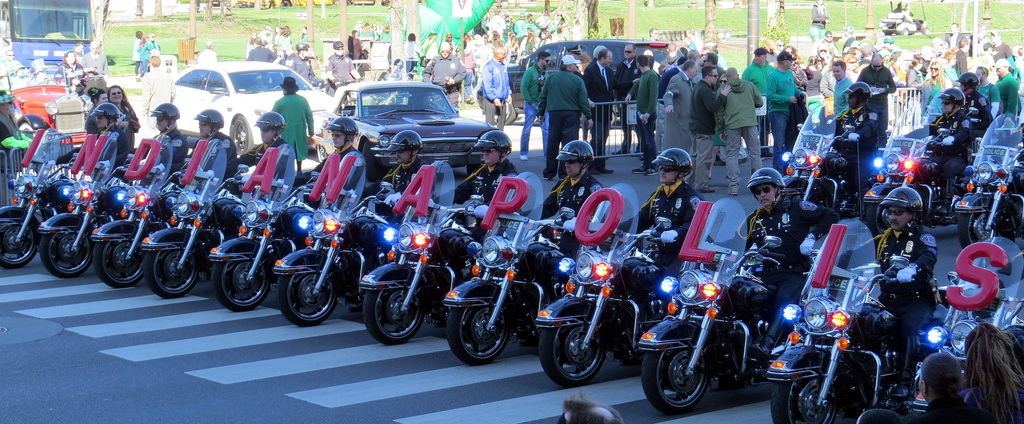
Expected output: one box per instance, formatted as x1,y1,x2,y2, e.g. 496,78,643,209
886,297,935,372
764,269,806,347
544,110,581,179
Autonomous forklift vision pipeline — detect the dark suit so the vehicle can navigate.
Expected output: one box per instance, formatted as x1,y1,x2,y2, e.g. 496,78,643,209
614,59,641,152
583,61,615,170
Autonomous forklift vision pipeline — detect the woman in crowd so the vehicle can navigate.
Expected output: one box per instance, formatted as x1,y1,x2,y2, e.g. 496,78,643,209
962,323,1024,424
60,51,86,95
106,85,140,149
924,58,952,105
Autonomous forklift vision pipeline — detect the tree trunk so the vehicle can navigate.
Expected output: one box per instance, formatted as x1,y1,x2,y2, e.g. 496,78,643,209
136,0,143,19
93,0,110,46
389,0,404,71
255,0,261,13
573,0,596,37
408,0,420,45
705,0,718,44
155,0,163,18
544,0,550,13
205,0,213,21
224,0,234,23
586,0,598,35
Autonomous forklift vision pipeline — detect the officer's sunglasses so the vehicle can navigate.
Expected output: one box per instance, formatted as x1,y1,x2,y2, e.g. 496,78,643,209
565,160,581,165
942,101,954,105
751,185,774,195
481,148,498,154
331,132,347,138
883,208,908,217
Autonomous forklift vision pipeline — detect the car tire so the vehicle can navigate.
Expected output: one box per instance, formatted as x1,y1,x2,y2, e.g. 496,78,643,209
230,116,252,154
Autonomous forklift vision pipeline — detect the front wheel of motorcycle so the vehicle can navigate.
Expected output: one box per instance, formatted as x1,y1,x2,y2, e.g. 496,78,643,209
278,272,337,326
362,287,424,345
93,239,144,288
143,249,199,298
446,305,512,365
214,260,271,312
0,222,37,268
770,378,838,424
39,232,92,278
957,211,992,248
538,326,606,387
640,349,710,414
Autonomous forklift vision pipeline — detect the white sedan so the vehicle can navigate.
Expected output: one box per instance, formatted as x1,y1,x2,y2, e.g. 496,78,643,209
173,61,335,154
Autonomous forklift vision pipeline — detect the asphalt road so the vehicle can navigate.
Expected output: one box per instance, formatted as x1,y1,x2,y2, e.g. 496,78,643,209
2,115,964,423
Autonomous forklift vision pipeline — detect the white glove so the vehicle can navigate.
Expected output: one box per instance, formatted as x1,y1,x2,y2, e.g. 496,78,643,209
848,132,860,141
384,193,402,206
799,236,816,256
473,205,489,219
563,218,577,233
941,136,955,146
660,230,679,244
897,265,918,283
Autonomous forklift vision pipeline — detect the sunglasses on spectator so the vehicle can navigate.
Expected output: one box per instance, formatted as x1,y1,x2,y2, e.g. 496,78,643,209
751,185,774,195
624,50,634,53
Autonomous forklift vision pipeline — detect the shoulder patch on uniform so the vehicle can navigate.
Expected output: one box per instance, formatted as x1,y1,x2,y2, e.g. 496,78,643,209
962,119,972,128
920,234,937,248
689,196,700,208
979,97,988,106
590,184,602,193
172,139,183,148
800,201,818,211
868,112,878,121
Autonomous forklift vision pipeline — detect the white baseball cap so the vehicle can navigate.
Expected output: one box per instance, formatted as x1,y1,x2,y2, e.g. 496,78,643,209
561,54,581,65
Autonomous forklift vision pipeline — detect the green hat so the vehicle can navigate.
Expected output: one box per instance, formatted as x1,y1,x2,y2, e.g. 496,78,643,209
0,91,14,104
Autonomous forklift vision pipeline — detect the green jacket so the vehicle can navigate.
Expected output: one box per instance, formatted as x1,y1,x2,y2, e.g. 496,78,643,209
767,68,800,115
521,64,545,105
856,65,897,106
539,70,592,119
742,61,771,93
690,79,726,135
723,78,763,130
997,73,1021,116
272,93,314,162
629,69,659,115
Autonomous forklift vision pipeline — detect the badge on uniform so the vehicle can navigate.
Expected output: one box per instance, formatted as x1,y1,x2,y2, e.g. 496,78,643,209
921,234,936,248
800,201,817,211
578,186,585,197
980,97,988,106
675,198,683,209
782,213,790,224
905,241,914,254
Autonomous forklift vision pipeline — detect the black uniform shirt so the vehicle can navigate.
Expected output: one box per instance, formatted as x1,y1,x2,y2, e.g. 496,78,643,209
638,181,703,234
542,172,602,218
875,224,938,296
836,104,885,152
928,109,973,157
745,198,840,268
454,159,517,204
965,90,993,139
383,157,423,194
158,128,189,172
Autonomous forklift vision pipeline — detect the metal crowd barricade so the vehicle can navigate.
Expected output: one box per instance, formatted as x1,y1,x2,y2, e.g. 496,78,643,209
0,131,75,207
588,99,641,160
889,87,922,137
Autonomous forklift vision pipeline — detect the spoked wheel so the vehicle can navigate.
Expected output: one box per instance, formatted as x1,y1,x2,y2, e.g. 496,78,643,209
446,306,512,365
93,239,144,288
278,272,337,326
39,232,92,278
143,249,199,298
362,287,424,345
0,222,37,268
214,260,271,312
958,211,992,248
770,377,838,424
538,326,606,387
641,349,710,414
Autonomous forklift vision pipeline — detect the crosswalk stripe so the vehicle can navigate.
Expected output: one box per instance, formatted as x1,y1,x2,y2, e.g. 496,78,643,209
655,400,771,424
17,294,204,319
290,355,543,409
99,319,363,362
395,376,643,424
0,283,110,304
189,337,451,385
67,307,279,338
0,273,56,287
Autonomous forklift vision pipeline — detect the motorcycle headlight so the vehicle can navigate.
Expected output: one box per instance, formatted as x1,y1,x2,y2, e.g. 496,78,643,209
480,237,513,267
110,188,128,206
950,321,977,356
793,149,808,167
679,270,708,301
382,226,398,243
72,180,92,204
312,209,340,236
659,276,678,294
175,192,201,218
557,257,575,274
14,175,35,195
975,162,995,184
783,304,802,321
925,325,948,346
295,213,313,232
244,200,272,226
398,223,428,250
885,154,900,173
575,250,603,281
804,298,838,332
59,184,73,198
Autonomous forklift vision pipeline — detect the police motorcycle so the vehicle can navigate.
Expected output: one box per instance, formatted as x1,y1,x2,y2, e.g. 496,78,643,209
273,153,383,327
142,138,242,298
638,198,781,414
0,130,74,268
90,140,175,288
782,106,842,211
209,145,310,311
442,172,575,365
360,162,482,345
536,185,673,387
38,134,127,278
767,220,938,423
954,115,1023,247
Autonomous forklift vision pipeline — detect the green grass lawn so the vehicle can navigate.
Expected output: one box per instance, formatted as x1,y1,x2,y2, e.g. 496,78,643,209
103,0,1024,76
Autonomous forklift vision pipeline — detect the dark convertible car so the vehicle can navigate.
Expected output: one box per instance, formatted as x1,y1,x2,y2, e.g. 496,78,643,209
315,82,494,180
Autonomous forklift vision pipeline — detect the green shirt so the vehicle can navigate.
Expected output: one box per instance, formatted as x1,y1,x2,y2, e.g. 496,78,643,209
856,65,897,106
629,69,659,115
521,64,544,105
538,70,592,119
272,93,314,162
997,73,1021,116
742,61,771,93
766,68,799,115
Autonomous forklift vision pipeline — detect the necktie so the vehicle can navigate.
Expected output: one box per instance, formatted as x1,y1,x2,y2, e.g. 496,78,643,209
601,66,608,90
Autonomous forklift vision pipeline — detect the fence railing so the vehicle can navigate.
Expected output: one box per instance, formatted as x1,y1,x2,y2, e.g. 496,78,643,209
889,87,923,137
0,131,76,208
586,100,641,160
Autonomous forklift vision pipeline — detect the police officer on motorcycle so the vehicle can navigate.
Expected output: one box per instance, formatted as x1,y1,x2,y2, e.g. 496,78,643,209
455,130,518,204
959,72,992,140
543,140,603,255
875,187,937,381
382,130,425,196
745,168,839,352
833,82,884,211
927,88,973,214
195,109,238,174
150,103,188,172
314,116,359,173
229,111,290,172
58,102,127,166
639,148,703,266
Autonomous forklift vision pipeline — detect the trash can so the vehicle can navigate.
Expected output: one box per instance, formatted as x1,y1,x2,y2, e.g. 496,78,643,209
177,38,196,63
610,18,624,37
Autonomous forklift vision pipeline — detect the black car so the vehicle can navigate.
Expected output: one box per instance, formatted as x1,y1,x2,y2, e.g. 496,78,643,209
506,40,670,122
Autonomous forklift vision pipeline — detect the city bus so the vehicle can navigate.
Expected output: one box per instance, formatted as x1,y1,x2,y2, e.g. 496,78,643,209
5,0,92,66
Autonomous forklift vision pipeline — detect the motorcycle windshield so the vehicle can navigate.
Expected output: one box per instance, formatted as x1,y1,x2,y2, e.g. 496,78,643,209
961,237,1024,328
430,161,456,207
790,107,836,170
86,136,119,187
30,131,66,178
191,139,229,204
878,136,927,176
805,219,879,311
515,171,544,221
697,197,749,284
270,144,297,205
605,184,640,263
341,151,367,199
482,172,546,250
140,147,175,196
972,114,1021,174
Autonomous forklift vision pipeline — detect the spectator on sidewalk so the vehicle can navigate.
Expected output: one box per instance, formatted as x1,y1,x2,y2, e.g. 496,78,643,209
347,29,363,60
520,51,550,160
767,51,801,171
246,39,276,63
479,46,512,130
857,52,897,137
663,59,697,184
141,56,174,131
996,59,1021,117
722,67,764,196
538,55,592,180
272,76,314,166
423,41,467,110
690,64,730,192
831,60,853,116
810,0,830,47
614,44,641,154
583,46,615,174
628,55,660,176
132,31,144,80
198,41,218,66
656,54,685,151
81,40,108,92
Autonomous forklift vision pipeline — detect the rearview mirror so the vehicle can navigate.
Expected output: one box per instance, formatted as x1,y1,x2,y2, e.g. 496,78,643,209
210,87,228,96
764,235,782,249
654,216,671,230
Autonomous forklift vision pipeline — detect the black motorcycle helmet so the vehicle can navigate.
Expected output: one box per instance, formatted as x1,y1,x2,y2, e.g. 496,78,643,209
195,109,225,130
938,88,967,108
652,148,693,174
958,72,980,91
556,140,594,162
90,102,121,119
474,130,512,154
325,116,358,135
846,82,872,100
255,111,286,132
150,103,180,120
386,130,423,152
879,187,923,212
747,167,785,189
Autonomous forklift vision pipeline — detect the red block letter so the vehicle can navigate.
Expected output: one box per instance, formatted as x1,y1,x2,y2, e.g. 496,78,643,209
182,139,209,186
575,188,623,247
948,242,1007,312
19,129,47,168
123,139,161,181
70,134,109,175
241,147,280,195
392,165,436,217
810,224,848,289
677,201,715,264
481,177,529,230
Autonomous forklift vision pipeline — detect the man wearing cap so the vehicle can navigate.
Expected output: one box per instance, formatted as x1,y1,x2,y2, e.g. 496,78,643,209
326,41,357,96
743,47,773,157
479,46,512,130
423,41,467,109
567,45,587,75
290,43,322,87
996,59,1021,117
538,55,593,180
272,76,314,166
766,50,801,171
0,91,28,149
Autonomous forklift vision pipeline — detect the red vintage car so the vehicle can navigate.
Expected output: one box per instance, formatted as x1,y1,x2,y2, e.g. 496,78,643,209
13,84,89,143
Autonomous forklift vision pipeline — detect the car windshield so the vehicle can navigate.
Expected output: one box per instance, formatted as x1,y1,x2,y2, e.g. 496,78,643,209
359,87,455,116
228,69,311,94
